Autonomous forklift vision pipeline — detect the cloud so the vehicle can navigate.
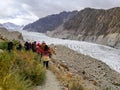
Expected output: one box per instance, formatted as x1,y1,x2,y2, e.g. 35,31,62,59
85,0,120,9
0,0,120,25
0,0,38,25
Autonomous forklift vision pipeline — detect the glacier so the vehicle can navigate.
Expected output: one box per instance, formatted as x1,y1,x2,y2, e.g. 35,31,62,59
20,30,120,73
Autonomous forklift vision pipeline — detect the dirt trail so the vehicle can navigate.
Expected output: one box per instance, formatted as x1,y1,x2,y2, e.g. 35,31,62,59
35,70,61,90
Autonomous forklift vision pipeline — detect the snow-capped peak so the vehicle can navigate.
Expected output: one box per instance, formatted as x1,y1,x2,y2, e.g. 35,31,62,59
2,22,24,30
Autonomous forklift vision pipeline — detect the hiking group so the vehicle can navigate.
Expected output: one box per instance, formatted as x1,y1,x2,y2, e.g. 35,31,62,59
24,41,56,69
7,41,56,69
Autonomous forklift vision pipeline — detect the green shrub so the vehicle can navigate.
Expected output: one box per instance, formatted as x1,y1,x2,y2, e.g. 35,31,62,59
0,73,33,90
0,42,8,50
13,50,46,85
0,50,46,90
24,64,46,85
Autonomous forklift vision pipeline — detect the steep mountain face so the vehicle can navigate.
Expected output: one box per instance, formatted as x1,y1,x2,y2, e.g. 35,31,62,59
23,11,78,33
64,7,120,36
47,7,120,49
3,22,24,30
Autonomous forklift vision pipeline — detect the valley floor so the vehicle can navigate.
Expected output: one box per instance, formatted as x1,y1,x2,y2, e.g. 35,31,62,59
19,30,120,89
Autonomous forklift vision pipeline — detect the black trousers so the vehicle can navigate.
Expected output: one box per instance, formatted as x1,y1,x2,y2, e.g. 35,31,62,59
43,61,49,69
40,54,42,62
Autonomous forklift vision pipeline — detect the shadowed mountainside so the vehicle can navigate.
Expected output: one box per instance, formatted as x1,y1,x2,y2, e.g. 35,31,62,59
23,11,78,33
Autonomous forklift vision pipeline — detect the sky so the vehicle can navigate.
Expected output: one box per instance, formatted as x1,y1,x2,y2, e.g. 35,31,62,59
0,0,120,25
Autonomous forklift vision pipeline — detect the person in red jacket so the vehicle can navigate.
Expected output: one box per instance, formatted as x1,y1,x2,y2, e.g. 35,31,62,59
36,43,44,62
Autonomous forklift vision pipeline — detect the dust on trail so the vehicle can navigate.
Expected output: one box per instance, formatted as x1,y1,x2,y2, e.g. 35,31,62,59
35,70,62,90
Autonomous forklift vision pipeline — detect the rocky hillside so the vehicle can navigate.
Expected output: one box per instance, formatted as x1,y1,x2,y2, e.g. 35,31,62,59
52,45,120,90
47,7,120,49
23,11,78,33
0,27,23,42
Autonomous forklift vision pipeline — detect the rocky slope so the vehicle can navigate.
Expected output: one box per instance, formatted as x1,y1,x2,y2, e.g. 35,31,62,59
23,11,78,33
52,45,120,90
47,7,120,49
0,27,23,42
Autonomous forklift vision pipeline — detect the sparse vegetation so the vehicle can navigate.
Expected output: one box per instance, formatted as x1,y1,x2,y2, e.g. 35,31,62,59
112,82,120,86
68,77,84,90
49,62,85,90
0,41,8,50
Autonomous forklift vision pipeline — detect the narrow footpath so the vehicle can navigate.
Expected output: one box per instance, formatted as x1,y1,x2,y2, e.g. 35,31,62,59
35,70,62,90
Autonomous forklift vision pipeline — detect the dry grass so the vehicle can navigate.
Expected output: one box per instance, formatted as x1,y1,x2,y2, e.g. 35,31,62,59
49,61,86,90
0,49,46,90
49,59,102,90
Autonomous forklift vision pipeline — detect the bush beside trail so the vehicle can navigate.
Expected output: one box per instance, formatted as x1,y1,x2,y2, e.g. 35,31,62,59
0,41,8,50
0,49,46,90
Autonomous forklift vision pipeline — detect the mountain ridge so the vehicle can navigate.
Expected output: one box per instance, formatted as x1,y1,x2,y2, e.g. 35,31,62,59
23,11,78,32
2,22,24,30
46,7,120,49
22,7,120,49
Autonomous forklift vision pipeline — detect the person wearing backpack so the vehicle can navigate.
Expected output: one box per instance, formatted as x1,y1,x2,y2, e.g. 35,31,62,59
36,43,44,62
7,41,13,52
49,47,56,58
42,44,51,69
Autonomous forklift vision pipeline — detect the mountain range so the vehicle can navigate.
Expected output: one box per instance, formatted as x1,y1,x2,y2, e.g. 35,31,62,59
46,7,120,49
2,22,24,31
12,7,120,49
23,11,78,32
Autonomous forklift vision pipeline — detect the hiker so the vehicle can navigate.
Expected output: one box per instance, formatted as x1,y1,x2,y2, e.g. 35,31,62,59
36,43,44,62
49,44,56,58
49,47,56,58
24,42,31,51
41,41,46,50
16,43,22,51
42,44,51,69
7,41,13,52
31,41,36,52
